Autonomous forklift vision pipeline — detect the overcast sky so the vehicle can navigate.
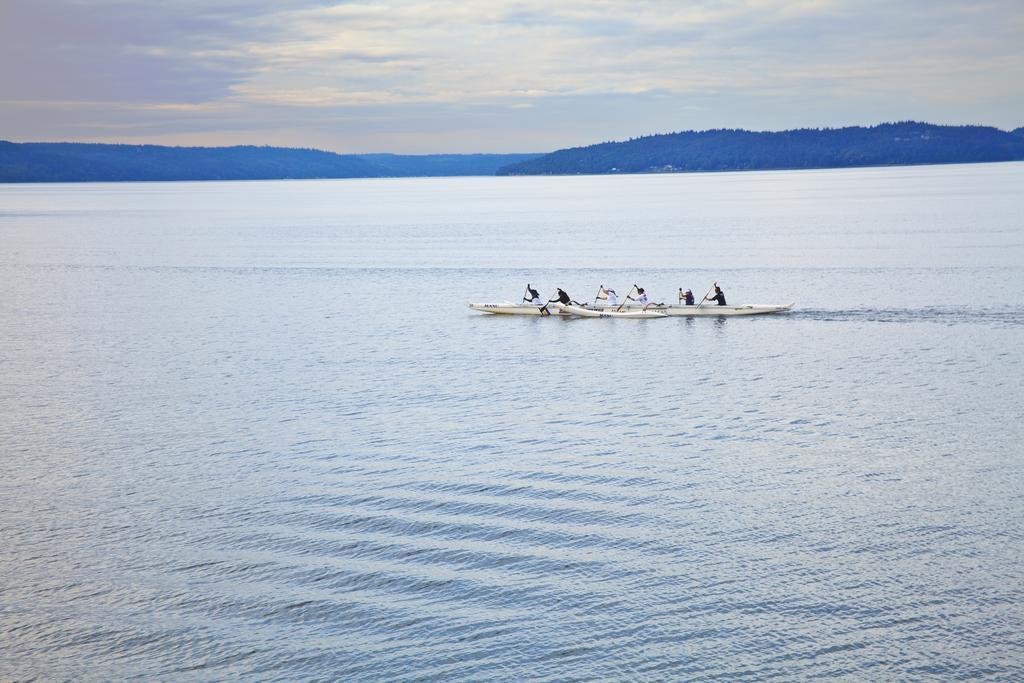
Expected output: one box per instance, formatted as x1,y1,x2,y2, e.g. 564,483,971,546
1,0,1021,153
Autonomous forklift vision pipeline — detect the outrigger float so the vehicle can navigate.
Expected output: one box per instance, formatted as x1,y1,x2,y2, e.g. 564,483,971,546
469,284,793,318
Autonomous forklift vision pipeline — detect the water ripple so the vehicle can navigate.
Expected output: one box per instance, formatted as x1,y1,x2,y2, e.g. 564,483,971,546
3,171,1024,680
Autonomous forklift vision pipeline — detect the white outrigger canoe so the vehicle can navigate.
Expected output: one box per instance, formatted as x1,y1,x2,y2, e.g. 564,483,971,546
468,302,568,315
469,300,793,318
597,303,794,316
468,302,667,318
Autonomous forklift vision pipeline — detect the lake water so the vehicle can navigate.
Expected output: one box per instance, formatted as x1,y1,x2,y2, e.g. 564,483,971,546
2,163,1023,680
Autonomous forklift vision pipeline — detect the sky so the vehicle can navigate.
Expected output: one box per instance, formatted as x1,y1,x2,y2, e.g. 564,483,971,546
1,0,1022,153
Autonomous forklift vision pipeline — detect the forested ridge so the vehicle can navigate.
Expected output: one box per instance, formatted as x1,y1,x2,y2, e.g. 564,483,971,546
2,123,1022,182
0,142,541,182
497,122,1024,176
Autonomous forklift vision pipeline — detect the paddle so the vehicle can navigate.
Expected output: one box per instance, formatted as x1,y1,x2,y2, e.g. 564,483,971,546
540,289,559,316
594,285,606,307
616,284,637,312
695,282,716,310
522,283,532,303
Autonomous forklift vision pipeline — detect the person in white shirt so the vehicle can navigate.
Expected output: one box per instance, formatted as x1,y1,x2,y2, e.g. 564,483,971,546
597,286,618,307
627,286,663,308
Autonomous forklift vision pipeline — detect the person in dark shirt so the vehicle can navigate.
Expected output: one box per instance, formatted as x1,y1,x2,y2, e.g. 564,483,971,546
550,288,583,306
680,288,695,305
522,284,542,305
705,285,727,306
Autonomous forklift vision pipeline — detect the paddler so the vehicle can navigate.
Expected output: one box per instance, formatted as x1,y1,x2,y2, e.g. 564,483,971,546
680,288,695,305
627,287,663,308
597,286,618,306
522,284,542,305
550,288,583,306
705,285,727,306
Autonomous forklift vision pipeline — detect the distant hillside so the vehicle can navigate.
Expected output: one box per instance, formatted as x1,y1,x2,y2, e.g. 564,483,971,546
0,142,383,183
5,124,1022,182
497,122,1024,176
0,142,543,183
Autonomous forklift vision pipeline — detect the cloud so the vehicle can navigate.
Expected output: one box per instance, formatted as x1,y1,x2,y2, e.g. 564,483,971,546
1,0,1021,151
223,0,1024,108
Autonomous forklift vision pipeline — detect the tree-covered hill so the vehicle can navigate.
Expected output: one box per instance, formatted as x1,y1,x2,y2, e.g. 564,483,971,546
0,142,384,182
0,142,543,182
497,123,1024,176
3,124,1021,182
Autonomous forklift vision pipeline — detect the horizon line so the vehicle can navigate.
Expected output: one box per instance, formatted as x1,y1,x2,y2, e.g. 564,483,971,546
4,120,1022,157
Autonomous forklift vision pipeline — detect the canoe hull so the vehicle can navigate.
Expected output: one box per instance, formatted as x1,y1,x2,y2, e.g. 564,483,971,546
597,303,794,316
471,301,793,317
469,302,565,315
562,304,667,319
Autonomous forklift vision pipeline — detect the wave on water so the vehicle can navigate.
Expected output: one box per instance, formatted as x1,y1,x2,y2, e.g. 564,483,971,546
796,306,1024,327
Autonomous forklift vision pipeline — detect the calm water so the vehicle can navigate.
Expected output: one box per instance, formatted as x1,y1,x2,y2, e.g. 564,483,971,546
2,164,1023,680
